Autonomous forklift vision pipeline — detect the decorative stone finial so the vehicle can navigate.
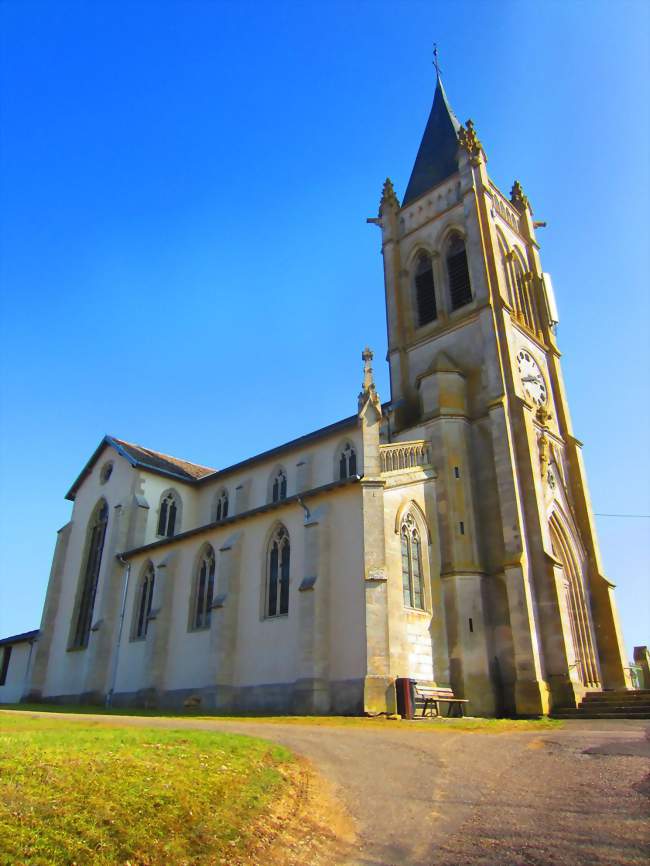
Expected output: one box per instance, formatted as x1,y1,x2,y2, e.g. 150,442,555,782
458,119,484,160
510,180,530,213
379,177,400,214
358,346,382,414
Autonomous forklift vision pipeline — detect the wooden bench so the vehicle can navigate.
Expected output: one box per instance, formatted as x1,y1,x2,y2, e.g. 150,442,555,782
413,684,468,718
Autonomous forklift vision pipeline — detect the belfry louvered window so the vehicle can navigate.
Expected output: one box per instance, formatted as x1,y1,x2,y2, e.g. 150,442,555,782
267,525,290,617
71,500,109,649
415,253,437,326
193,546,216,630
401,513,425,610
135,563,155,639
447,234,472,310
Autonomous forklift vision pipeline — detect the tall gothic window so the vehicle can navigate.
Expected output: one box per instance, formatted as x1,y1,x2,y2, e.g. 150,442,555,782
415,253,437,326
215,489,229,522
446,233,472,310
71,500,109,649
267,525,290,617
272,469,287,503
193,546,216,630
401,513,425,610
134,562,155,639
157,491,179,537
339,443,357,479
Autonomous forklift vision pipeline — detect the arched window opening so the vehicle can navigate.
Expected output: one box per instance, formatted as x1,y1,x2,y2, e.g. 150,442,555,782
272,469,287,503
414,253,437,326
135,563,155,639
157,492,179,538
446,234,472,310
215,489,229,522
193,546,216,630
267,525,290,617
401,513,425,610
339,443,357,480
71,500,109,649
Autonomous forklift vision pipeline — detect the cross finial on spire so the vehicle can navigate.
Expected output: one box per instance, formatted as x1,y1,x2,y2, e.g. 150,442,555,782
433,43,442,80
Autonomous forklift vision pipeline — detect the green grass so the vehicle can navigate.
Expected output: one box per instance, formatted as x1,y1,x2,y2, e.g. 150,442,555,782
4,704,562,732
0,713,293,866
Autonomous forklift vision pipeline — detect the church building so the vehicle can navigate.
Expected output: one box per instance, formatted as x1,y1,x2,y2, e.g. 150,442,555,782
19,70,630,717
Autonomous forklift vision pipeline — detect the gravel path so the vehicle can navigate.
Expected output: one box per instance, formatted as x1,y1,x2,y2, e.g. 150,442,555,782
6,712,649,866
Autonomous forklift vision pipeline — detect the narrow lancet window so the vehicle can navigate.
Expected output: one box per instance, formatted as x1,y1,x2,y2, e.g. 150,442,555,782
339,443,357,479
415,253,437,326
157,492,179,538
193,546,216,629
215,489,229,521
401,513,425,610
71,500,109,649
267,525,290,617
272,469,287,503
135,563,155,639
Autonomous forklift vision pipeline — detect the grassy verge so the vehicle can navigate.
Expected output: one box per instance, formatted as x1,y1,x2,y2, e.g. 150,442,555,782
3,704,562,732
0,713,293,866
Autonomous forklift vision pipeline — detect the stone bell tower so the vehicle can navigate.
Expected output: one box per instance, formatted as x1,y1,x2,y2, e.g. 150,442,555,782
371,66,629,715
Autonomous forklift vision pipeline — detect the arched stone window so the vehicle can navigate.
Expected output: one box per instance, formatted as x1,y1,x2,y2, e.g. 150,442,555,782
271,469,287,504
266,525,290,617
339,443,358,480
134,562,155,640
71,499,109,649
400,513,425,610
192,545,216,630
446,233,472,310
157,491,180,538
214,489,229,522
414,252,437,326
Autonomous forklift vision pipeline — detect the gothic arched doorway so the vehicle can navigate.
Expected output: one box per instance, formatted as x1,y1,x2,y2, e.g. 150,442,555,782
550,513,600,688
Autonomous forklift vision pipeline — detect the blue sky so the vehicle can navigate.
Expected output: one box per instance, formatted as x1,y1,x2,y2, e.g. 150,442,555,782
1,1,648,656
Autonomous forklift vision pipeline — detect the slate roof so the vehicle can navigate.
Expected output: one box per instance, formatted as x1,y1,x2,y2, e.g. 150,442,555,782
65,436,216,500
402,76,462,207
64,411,364,501
111,438,215,481
0,629,39,647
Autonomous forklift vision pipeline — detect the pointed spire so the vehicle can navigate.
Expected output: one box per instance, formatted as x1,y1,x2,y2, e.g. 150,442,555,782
402,72,462,207
358,347,382,415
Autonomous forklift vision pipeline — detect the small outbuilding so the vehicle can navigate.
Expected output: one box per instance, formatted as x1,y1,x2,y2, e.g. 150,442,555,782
0,630,39,704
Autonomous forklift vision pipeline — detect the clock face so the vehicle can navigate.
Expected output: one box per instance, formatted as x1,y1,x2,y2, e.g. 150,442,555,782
516,349,547,405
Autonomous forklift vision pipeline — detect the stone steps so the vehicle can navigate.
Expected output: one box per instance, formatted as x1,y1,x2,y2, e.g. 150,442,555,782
552,689,650,719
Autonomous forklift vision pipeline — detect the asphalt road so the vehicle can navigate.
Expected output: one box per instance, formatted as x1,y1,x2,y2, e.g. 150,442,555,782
6,712,649,866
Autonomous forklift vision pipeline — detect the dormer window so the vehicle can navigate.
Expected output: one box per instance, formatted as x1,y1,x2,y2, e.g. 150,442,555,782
272,469,287,503
339,443,357,479
414,253,437,326
447,233,472,310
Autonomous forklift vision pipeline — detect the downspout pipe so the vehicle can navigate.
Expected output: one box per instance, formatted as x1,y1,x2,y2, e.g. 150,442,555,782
106,555,131,708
